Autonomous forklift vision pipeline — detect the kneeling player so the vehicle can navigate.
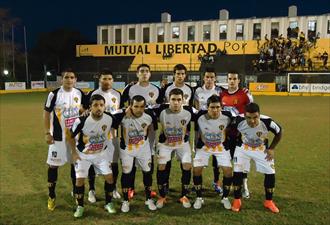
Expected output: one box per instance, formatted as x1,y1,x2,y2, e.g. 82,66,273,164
192,95,233,210
231,103,282,213
68,94,119,218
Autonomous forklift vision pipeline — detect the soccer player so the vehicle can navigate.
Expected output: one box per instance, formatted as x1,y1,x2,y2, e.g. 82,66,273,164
86,69,123,202
68,94,119,217
156,88,195,209
194,67,225,194
220,72,253,198
231,103,282,213
44,69,87,211
118,95,158,213
192,95,233,210
122,64,161,199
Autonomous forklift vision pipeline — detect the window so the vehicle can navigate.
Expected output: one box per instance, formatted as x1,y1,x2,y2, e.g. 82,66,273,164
143,27,150,43
203,25,211,41
236,24,244,40
288,21,298,38
172,26,180,39
219,24,227,40
129,28,135,41
101,29,108,44
271,22,279,39
253,23,261,40
307,20,317,40
187,26,195,41
115,28,121,44
328,20,330,34
157,27,164,42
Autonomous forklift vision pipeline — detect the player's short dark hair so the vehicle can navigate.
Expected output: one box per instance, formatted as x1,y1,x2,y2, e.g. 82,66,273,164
173,64,187,74
227,71,240,79
169,88,184,98
204,67,216,74
90,94,105,105
137,64,150,71
207,95,221,107
61,68,76,77
130,95,146,106
100,68,113,77
245,102,260,113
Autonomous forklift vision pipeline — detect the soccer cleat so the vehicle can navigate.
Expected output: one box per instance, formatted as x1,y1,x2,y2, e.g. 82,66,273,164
88,190,96,203
145,199,157,211
128,188,135,200
242,188,250,199
73,206,84,218
221,197,232,210
212,181,223,195
231,199,241,212
121,201,130,213
193,197,204,209
150,190,157,198
156,197,167,209
264,200,279,213
104,202,117,214
179,196,191,208
47,197,56,211
113,189,121,199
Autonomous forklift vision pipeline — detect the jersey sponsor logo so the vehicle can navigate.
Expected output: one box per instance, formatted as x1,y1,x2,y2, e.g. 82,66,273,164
165,127,184,144
128,130,145,145
65,117,77,128
62,107,80,118
84,133,107,152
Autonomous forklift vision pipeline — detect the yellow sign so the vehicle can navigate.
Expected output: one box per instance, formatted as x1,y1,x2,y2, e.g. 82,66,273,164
249,83,276,92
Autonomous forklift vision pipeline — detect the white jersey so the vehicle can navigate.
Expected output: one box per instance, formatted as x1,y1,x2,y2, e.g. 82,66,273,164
162,82,194,106
194,85,223,110
44,86,86,141
195,111,233,150
122,83,161,107
235,115,282,148
88,88,122,114
70,113,119,154
156,105,195,147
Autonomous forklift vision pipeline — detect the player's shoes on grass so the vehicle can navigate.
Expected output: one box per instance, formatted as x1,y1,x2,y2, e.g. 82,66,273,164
242,188,250,199
231,199,241,212
88,190,96,203
113,189,121,199
145,199,157,211
212,181,223,195
221,197,231,209
193,197,204,209
74,206,84,218
121,201,130,213
179,196,191,208
104,202,116,214
47,197,56,211
264,200,279,213
128,188,135,200
156,197,167,209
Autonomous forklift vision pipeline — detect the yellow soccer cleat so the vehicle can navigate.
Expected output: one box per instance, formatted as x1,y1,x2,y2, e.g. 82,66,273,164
48,197,56,211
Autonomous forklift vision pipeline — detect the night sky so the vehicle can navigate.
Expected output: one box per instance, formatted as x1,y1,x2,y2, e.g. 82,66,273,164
2,0,330,49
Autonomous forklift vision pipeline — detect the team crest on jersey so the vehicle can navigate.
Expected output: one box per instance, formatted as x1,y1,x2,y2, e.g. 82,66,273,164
180,120,186,125
111,97,116,103
184,94,189,99
102,125,107,131
233,99,238,104
256,131,263,137
219,125,225,130
149,92,154,98
74,97,79,103
141,123,147,129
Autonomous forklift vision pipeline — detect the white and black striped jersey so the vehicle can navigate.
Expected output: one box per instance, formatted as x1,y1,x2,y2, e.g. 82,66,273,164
161,82,194,106
194,85,224,111
44,86,87,141
155,104,195,147
195,110,233,149
87,88,123,114
122,83,162,107
114,110,158,150
234,115,282,148
70,112,120,154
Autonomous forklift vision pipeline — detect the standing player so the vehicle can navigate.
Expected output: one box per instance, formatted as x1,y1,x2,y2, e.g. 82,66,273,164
194,67,225,194
87,69,123,202
220,72,253,198
156,88,195,209
68,94,118,217
118,95,158,213
192,95,233,210
122,64,161,198
231,103,282,213
44,69,87,211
